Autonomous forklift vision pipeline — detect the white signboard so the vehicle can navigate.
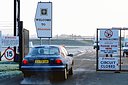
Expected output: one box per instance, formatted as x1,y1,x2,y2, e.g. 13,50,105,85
0,31,2,51
99,29,119,54
2,36,19,47
98,57,119,70
35,2,52,38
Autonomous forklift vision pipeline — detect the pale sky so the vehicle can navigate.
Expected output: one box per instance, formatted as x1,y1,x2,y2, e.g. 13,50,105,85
0,0,128,37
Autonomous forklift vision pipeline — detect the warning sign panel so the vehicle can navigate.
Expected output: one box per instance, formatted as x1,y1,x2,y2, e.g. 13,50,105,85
4,48,15,60
2,36,19,47
98,57,119,70
99,29,119,54
104,29,113,38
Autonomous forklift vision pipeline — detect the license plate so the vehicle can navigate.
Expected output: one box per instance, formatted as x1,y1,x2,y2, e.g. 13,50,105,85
35,60,49,64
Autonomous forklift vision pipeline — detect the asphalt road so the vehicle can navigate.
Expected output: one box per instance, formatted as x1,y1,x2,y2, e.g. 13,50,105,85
1,48,128,85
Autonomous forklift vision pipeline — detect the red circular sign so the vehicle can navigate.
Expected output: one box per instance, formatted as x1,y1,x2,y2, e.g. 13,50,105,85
104,29,113,38
4,48,15,60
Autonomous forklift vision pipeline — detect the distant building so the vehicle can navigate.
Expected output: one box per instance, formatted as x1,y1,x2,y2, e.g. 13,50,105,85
53,34,94,40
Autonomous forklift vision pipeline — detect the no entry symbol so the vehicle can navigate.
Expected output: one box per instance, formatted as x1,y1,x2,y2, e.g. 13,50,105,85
104,29,113,38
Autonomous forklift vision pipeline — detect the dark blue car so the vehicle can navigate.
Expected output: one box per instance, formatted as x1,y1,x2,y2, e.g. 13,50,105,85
21,45,74,80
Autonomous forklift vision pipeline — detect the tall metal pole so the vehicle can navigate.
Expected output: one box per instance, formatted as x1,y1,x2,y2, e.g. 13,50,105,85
19,21,23,70
14,0,20,35
14,0,17,62
14,0,20,62
17,0,20,22
14,0,16,36
40,38,42,45
49,38,51,45
96,29,98,71
119,29,122,71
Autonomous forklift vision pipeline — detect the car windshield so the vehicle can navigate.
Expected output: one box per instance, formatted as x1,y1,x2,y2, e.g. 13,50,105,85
28,46,60,55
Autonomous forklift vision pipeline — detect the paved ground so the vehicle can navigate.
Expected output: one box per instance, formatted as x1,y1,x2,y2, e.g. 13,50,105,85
1,47,128,85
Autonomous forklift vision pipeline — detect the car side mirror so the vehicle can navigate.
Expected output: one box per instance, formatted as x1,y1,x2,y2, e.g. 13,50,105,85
68,54,73,57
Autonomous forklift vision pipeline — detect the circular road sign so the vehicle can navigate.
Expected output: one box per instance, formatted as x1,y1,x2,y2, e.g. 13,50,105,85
104,29,113,38
4,48,15,60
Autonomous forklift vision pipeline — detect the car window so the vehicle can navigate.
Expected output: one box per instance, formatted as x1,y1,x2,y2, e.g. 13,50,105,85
42,47,59,55
125,42,128,47
29,49,39,56
28,46,60,55
60,46,68,57
62,47,68,56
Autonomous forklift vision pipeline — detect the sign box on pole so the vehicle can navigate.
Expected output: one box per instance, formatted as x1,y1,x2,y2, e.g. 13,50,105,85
99,29,119,54
2,36,19,47
35,2,52,38
98,57,119,70
0,31,2,51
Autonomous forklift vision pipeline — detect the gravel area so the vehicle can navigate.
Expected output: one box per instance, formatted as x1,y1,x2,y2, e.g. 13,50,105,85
0,61,22,81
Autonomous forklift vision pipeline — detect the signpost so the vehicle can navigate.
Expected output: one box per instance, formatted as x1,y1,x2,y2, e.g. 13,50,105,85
98,57,119,70
2,36,19,47
99,29,119,54
0,31,1,61
35,2,52,38
0,35,19,61
0,31,2,52
97,28,120,71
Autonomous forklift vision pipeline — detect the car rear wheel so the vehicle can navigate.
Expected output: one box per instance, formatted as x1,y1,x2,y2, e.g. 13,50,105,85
69,67,73,75
61,68,68,80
